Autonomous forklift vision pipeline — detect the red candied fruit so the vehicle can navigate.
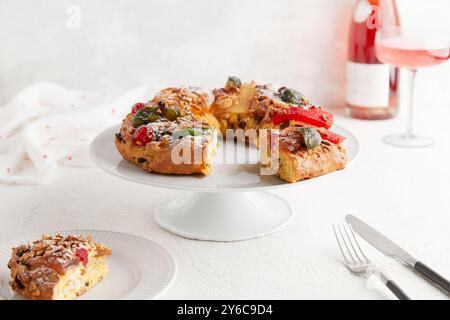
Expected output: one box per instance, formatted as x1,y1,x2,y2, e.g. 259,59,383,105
133,126,154,146
75,248,88,266
131,102,146,114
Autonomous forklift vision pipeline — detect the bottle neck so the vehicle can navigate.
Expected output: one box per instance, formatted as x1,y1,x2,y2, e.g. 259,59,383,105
348,0,399,63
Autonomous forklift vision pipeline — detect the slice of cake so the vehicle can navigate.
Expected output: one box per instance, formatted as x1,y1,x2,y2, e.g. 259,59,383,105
115,87,218,176
7,234,111,300
277,126,347,182
212,77,347,182
212,77,311,137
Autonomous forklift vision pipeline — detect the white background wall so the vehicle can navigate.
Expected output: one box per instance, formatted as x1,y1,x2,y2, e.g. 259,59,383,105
0,0,449,108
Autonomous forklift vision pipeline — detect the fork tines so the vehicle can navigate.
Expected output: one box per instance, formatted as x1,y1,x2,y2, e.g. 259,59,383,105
333,223,369,266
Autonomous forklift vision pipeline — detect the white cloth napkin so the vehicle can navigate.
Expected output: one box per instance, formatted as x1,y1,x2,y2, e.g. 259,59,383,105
0,82,161,184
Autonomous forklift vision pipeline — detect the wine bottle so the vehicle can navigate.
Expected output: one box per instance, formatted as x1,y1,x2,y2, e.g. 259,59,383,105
346,0,400,120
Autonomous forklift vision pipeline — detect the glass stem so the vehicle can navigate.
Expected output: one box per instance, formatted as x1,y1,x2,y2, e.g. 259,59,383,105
405,68,417,139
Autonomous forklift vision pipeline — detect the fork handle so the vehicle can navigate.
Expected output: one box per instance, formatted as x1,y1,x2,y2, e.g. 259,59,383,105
385,280,410,300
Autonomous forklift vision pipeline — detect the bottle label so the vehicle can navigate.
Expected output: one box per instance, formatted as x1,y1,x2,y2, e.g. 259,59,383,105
346,61,390,108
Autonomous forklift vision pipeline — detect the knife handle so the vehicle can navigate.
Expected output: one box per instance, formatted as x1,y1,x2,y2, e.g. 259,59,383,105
385,280,410,300
414,261,450,293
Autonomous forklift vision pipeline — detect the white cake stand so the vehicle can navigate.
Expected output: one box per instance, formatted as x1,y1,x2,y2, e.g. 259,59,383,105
90,125,359,241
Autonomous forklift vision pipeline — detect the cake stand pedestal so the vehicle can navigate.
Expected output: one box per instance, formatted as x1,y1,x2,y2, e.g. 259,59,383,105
154,191,292,241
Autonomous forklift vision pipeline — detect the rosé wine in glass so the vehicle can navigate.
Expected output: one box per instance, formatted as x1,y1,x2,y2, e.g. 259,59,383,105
375,28,450,148
376,37,450,69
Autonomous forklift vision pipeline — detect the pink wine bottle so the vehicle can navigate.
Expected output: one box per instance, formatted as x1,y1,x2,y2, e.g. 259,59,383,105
346,0,400,120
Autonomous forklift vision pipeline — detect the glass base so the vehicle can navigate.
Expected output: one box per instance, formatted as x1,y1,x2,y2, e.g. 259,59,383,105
383,134,434,148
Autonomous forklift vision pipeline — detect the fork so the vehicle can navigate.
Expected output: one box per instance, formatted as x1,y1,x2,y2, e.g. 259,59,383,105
333,223,410,300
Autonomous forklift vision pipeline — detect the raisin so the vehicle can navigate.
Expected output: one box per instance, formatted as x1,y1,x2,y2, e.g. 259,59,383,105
115,132,123,142
137,158,147,164
15,277,25,289
279,121,290,130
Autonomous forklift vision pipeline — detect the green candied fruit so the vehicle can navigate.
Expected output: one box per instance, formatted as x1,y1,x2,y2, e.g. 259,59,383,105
279,87,305,105
173,129,188,140
161,105,181,121
173,127,209,140
132,107,159,127
187,128,209,136
299,127,322,150
226,76,242,88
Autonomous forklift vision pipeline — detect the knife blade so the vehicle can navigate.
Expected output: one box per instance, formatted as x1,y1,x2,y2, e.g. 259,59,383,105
346,214,450,293
345,214,416,266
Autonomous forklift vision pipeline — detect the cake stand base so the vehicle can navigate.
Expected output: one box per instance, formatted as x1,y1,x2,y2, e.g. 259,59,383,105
154,191,293,242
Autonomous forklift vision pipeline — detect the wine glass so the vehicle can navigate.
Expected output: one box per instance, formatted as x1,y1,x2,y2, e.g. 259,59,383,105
375,27,450,148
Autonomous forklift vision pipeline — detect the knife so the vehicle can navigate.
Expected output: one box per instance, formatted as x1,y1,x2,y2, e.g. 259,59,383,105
346,214,450,293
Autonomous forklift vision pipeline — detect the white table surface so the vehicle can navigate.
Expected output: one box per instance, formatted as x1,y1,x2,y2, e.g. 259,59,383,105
1,97,449,300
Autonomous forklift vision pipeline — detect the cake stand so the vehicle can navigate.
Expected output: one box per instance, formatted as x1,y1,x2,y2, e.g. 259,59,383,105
90,125,359,241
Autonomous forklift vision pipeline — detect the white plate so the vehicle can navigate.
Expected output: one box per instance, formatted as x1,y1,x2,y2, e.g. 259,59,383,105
0,230,176,300
90,124,359,192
